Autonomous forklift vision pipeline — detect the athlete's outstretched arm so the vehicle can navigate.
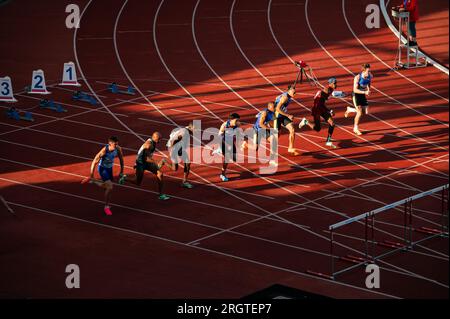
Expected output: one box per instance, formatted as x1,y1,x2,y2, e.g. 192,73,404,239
89,148,106,178
218,122,227,135
259,112,269,129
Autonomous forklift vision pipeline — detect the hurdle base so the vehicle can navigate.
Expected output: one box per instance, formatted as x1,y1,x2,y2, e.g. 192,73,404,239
59,82,81,87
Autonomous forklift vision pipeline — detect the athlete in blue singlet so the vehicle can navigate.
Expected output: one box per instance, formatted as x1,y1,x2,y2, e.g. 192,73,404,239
82,136,124,216
274,86,300,156
345,63,373,136
253,102,275,151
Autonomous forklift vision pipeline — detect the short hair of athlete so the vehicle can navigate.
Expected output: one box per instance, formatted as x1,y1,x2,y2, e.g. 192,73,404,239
229,113,240,120
109,136,119,143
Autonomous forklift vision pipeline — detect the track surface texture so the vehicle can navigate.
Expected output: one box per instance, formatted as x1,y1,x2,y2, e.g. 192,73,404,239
0,0,448,299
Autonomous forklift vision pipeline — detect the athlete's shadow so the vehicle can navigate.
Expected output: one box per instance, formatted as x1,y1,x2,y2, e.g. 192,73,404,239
336,139,356,149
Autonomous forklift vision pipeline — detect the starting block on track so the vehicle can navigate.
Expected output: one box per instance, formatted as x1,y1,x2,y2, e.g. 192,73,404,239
108,82,136,95
39,99,67,113
6,107,34,122
72,91,98,105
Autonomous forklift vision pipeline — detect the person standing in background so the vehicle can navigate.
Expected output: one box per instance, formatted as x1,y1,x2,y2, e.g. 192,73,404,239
399,0,419,46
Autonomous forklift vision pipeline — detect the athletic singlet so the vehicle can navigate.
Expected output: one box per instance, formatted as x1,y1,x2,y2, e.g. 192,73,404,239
167,127,189,148
221,120,238,142
136,139,156,164
274,92,292,116
357,72,372,91
254,109,275,130
99,145,118,169
314,88,333,106
224,120,238,131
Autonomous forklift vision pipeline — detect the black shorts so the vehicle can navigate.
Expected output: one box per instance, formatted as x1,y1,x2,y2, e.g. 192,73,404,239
313,110,332,132
135,161,159,174
275,115,292,129
222,138,237,162
254,128,272,145
352,92,368,107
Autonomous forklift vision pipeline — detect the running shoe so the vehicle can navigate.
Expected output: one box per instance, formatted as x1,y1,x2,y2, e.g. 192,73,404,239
353,127,363,136
220,174,229,182
212,148,222,156
325,140,337,149
104,206,113,216
269,160,278,167
182,182,193,189
118,174,127,185
298,118,308,129
158,194,170,201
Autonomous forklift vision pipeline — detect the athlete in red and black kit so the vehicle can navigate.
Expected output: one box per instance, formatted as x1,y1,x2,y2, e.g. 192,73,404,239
298,78,337,148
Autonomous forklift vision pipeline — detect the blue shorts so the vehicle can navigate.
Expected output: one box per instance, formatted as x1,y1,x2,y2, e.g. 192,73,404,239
98,165,113,182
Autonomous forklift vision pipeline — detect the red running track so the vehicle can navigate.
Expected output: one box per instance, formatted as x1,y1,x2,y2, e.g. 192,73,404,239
0,0,448,298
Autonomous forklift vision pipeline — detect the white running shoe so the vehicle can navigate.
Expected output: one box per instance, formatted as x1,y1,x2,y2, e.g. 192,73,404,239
325,141,337,149
298,118,308,129
269,160,278,167
220,174,229,182
212,148,222,156
353,127,362,136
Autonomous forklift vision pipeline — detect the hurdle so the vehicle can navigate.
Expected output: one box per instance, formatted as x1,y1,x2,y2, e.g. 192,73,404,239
328,184,449,280
5,107,34,122
108,82,136,95
72,91,98,105
39,99,67,113
0,196,14,215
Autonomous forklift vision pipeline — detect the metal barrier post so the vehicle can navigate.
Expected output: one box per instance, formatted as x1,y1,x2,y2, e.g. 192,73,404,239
330,229,334,280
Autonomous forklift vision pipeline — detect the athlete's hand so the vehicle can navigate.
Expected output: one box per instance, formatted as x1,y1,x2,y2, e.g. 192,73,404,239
81,176,91,184
288,115,294,121
365,89,370,96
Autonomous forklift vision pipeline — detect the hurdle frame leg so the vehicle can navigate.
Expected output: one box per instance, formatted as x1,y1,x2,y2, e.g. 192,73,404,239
330,229,335,280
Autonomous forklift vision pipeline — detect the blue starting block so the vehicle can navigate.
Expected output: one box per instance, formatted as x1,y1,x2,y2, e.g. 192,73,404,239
72,91,98,105
6,107,34,122
108,82,136,95
39,99,67,113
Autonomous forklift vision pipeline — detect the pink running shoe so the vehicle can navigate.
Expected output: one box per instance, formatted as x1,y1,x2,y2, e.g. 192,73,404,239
104,206,113,216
